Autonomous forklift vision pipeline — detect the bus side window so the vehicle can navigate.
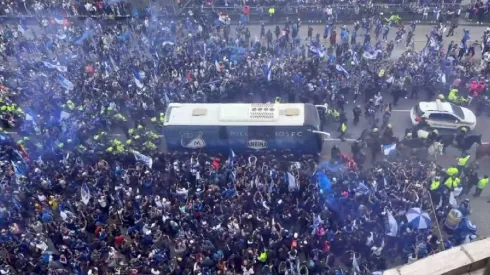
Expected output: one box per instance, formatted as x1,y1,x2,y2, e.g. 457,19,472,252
218,126,228,140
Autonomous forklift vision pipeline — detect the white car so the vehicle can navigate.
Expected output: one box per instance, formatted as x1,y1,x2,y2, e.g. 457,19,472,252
410,99,477,131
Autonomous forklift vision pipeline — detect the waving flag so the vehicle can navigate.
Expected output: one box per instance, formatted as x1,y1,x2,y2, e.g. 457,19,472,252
11,160,26,185
382,143,397,156
352,253,361,275
215,60,221,72
53,17,69,25
74,31,90,45
17,145,30,161
335,64,350,78
227,149,236,183
81,182,91,205
109,56,119,72
356,181,370,195
12,195,23,211
362,50,382,60
266,60,273,81
353,51,360,65
386,211,398,237
132,150,153,168
134,75,144,89
287,172,297,191
58,76,74,90
310,45,326,58
43,62,68,72
164,92,171,105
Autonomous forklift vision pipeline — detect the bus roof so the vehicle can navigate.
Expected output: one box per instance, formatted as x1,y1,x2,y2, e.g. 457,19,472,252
164,103,310,126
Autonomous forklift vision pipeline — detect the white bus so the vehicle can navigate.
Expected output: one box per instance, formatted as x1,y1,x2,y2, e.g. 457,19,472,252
163,103,330,155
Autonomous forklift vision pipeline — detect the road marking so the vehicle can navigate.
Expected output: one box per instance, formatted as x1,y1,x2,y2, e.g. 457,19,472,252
391,110,411,112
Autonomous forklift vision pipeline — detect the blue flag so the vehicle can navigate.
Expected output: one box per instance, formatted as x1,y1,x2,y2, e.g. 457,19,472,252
58,75,74,90
11,161,26,185
43,61,68,72
74,31,91,45
228,149,236,183
132,150,153,168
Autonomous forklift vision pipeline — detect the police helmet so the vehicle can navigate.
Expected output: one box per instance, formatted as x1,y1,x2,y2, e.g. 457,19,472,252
373,128,379,133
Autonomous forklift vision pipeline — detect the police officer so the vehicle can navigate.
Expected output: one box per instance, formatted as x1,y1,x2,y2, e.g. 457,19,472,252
352,105,362,125
331,145,341,160
128,125,144,140
151,112,165,126
430,176,442,205
143,141,157,152
383,124,393,140
338,118,347,141
475,175,489,197
446,166,459,177
444,175,461,191
462,169,479,196
351,140,362,156
427,129,439,143
369,128,381,162
454,127,467,149
457,152,470,176
113,113,127,121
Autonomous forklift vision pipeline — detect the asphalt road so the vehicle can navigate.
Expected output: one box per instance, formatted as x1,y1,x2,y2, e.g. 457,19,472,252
9,21,490,237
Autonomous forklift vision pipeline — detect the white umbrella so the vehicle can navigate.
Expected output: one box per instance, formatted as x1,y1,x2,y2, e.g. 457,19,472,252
406,207,431,230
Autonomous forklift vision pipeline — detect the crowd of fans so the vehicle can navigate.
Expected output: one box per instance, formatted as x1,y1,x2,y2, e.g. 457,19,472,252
0,2,487,275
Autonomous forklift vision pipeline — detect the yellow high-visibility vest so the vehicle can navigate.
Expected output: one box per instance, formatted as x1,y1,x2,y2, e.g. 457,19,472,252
477,178,489,189
341,123,347,132
444,177,460,189
457,155,470,167
430,180,440,190
258,251,267,262
446,167,458,177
